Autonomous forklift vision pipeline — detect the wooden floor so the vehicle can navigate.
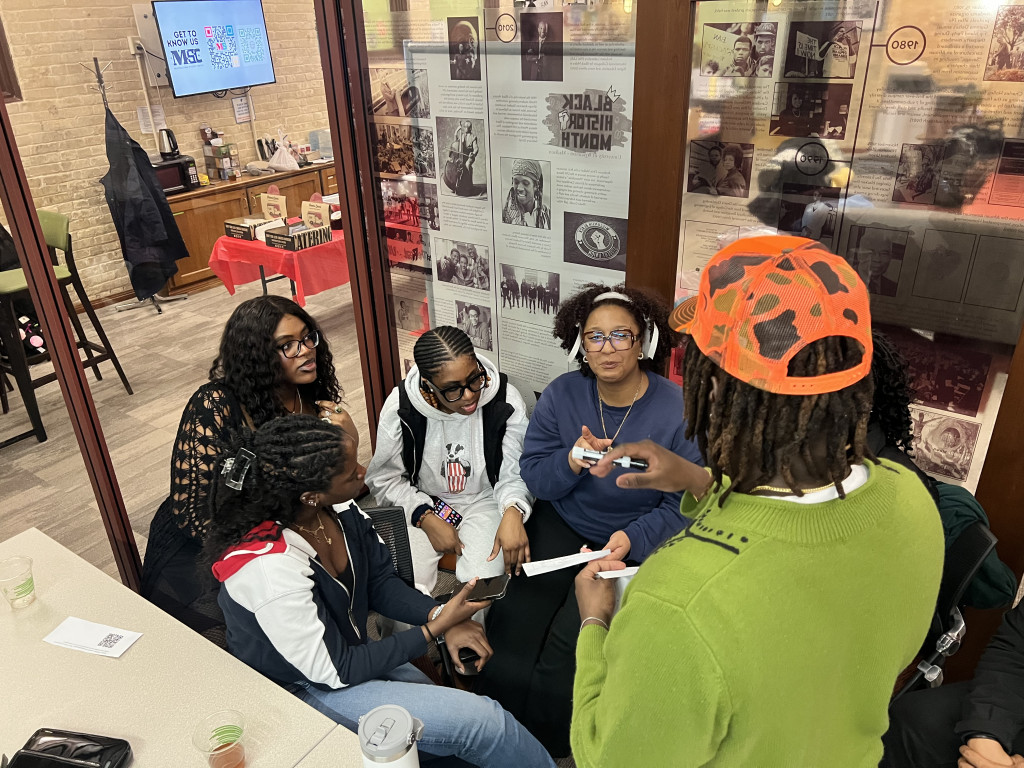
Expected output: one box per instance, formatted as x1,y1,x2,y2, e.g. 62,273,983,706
0,280,371,578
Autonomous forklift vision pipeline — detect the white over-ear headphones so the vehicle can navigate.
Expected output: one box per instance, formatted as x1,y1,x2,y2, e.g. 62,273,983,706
566,291,659,370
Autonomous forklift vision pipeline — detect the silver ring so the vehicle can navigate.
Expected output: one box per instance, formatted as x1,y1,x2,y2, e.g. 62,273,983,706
321,417,332,424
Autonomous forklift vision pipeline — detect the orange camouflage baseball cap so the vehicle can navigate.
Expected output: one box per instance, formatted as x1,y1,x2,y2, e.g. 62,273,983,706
669,235,872,395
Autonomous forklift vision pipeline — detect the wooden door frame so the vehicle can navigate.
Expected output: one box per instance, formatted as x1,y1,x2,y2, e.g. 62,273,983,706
0,98,140,588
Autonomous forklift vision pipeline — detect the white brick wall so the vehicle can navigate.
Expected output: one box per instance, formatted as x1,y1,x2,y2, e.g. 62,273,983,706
0,0,330,300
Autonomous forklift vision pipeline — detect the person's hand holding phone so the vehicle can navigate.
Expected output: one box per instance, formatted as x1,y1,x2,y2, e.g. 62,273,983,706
443,620,493,673
426,579,492,635
488,507,531,575
569,425,613,475
593,439,711,497
421,513,465,556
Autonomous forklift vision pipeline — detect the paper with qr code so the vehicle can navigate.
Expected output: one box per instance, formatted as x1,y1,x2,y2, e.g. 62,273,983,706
43,617,142,658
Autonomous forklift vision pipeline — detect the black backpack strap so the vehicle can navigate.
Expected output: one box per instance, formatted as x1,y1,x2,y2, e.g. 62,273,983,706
397,384,427,486
482,373,514,487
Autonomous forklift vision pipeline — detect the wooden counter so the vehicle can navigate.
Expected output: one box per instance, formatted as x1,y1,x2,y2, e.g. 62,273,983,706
166,164,341,292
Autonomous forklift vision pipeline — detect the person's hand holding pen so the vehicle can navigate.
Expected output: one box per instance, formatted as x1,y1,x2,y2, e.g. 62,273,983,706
591,439,711,498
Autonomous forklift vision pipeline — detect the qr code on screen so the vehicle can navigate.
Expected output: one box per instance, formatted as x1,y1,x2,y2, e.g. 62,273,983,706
238,26,266,65
205,25,239,70
98,633,123,649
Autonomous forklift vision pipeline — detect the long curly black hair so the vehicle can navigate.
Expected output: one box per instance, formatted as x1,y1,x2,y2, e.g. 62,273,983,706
870,329,915,453
209,296,342,427
552,283,680,377
683,336,876,505
204,414,350,562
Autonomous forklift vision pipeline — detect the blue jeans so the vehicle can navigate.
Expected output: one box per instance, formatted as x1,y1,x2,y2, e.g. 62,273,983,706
291,663,556,768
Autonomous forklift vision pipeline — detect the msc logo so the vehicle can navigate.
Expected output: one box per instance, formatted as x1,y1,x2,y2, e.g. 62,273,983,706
170,48,202,66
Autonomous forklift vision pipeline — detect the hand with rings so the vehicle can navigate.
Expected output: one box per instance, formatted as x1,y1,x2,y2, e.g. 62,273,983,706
317,400,355,434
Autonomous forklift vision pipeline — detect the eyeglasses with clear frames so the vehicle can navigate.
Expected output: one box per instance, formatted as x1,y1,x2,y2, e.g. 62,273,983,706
277,330,320,359
582,329,638,353
429,366,488,403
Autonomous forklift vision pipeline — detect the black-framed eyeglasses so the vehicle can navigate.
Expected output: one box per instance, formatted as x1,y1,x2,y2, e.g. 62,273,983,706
428,364,487,403
582,329,638,353
277,330,320,359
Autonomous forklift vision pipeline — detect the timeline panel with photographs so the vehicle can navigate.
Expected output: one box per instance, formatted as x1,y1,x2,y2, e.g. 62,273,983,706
361,0,637,407
675,0,1023,490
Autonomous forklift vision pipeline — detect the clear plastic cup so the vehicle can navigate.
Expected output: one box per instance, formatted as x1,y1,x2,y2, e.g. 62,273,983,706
192,710,246,768
0,556,36,609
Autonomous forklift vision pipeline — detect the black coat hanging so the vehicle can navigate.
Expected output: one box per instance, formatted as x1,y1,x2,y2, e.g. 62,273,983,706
100,106,188,300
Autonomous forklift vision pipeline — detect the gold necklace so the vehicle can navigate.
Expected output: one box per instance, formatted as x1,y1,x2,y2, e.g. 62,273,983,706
598,375,643,445
750,481,836,495
294,510,332,545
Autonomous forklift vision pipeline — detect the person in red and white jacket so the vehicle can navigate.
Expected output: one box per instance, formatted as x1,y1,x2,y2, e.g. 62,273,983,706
206,414,553,768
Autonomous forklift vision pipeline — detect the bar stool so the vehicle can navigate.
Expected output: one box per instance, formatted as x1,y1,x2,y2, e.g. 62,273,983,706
0,210,132,448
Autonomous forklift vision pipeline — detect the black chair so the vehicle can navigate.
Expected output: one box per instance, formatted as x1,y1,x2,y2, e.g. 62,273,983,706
892,520,998,704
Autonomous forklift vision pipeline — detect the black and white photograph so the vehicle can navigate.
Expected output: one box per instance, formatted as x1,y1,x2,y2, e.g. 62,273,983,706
382,179,440,231
687,141,753,198
700,22,777,77
455,301,493,351
500,264,560,325
776,184,840,244
500,157,552,229
371,124,436,178
385,226,431,273
769,83,853,140
448,16,481,81
434,239,491,291
912,229,975,303
521,12,563,82
394,295,428,333
880,324,992,418
892,144,943,204
563,211,628,272
782,21,862,79
985,5,1024,81
845,226,907,297
437,117,487,199
909,408,981,482
368,67,430,118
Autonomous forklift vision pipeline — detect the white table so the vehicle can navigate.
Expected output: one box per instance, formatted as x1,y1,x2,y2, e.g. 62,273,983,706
0,528,352,766
293,726,363,767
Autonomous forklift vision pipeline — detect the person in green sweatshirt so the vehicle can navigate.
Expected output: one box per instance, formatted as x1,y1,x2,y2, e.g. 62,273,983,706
571,235,944,767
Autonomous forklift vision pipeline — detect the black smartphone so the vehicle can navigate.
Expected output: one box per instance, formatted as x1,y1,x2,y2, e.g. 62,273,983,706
459,573,511,602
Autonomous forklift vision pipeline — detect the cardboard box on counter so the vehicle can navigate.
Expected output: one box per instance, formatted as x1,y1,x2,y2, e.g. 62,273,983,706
263,201,332,250
223,216,284,241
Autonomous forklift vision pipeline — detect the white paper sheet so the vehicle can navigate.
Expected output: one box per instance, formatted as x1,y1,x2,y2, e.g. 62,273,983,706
522,549,610,577
595,566,639,580
43,617,142,658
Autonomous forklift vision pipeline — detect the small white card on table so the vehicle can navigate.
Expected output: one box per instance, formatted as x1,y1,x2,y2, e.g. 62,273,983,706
43,617,142,658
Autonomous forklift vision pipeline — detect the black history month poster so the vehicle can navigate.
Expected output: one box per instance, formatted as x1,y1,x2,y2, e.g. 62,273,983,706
676,0,1023,489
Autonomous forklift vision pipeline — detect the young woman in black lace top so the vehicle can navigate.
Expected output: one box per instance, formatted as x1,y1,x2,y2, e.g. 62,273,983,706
140,295,356,635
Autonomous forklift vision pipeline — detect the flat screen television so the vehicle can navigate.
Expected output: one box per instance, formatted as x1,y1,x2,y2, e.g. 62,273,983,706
152,0,276,98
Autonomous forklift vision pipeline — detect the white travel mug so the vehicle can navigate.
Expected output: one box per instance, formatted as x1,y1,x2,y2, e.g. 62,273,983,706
358,704,424,767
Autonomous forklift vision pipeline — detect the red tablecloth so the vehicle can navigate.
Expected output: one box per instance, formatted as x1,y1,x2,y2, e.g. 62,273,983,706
208,229,349,306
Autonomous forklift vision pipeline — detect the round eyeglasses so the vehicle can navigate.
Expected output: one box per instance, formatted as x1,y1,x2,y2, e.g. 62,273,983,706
278,330,320,359
582,329,638,353
429,366,487,403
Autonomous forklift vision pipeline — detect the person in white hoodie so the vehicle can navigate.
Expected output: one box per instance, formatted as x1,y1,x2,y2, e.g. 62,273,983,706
366,326,533,594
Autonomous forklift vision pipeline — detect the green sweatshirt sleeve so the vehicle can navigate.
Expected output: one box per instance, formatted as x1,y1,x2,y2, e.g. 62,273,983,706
571,591,733,767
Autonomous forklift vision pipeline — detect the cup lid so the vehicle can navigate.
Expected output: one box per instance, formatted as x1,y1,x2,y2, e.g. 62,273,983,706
358,705,423,761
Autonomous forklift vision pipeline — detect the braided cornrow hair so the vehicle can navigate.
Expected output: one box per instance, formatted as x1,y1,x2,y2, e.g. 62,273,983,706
870,330,915,453
552,283,680,377
682,336,876,505
413,325,476,380
204,414,349,561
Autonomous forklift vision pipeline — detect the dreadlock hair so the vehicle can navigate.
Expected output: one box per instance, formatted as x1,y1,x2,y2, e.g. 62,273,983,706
870,330,915,453
209,296,342,428
204,414,349,562
552,283,680,377
413,325,476,381
682,336,875,505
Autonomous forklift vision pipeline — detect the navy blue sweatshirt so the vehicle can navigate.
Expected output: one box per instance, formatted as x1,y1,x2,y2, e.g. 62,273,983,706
213,501,437,690
520,371,702,561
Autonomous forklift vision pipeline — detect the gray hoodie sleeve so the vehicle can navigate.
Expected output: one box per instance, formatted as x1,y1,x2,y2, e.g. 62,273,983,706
365,387,434,524
492,382,535,521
